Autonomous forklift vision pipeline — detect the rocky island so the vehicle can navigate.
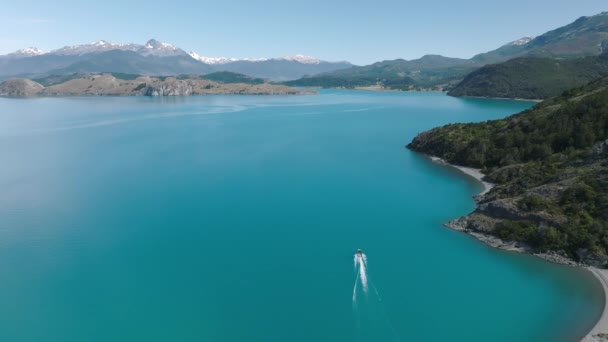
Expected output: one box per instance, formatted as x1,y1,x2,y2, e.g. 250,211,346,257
0,74,313,97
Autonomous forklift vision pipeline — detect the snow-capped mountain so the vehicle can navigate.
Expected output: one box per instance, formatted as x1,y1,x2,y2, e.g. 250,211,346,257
4,39,330,66
277,55,320,64
4,47,45,58
0,39,353,81
50,40,142,56
506,36,534,46
188,51,271,65
47,39,187,57
188,51,322,65
140,39,186,57
144,39,176,50
188,51,241,65
184,50,351,80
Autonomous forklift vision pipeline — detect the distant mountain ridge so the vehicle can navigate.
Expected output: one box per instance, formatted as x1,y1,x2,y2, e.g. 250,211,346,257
0,39,353,81
188,52,325,65
471,12,608,63
4,11,608,89
285,55,479,90
5,47,45,58
46,39,186,57
288,12,608,90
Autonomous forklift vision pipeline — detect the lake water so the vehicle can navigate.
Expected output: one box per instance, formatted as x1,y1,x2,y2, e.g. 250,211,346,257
0,90,603,341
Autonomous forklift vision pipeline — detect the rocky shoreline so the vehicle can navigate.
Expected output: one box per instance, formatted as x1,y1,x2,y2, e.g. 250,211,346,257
426,155,608,341
445,216,582,267
428,154,587,267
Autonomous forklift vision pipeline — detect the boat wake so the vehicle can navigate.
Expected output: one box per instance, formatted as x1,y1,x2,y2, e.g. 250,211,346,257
351,250,400,341
354,252,368,295
353,251,367,303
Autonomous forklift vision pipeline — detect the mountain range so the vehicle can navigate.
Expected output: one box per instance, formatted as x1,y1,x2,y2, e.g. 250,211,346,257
0,39,352,81
287,12,608,92
2,11,608,98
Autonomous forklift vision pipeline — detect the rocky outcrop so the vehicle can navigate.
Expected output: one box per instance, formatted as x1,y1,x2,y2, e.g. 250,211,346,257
145,79,194,96
578,249,608,268
590,139,608,159
439,165,608,268
0,78,44,96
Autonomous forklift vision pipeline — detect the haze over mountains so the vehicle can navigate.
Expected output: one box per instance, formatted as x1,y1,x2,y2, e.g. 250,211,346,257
0,39,353,81
288,12,608,93
2,11,608,99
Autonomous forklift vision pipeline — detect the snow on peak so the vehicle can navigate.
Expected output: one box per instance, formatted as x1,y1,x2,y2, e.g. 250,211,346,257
44,39,186,57
277,54,320,64
188,51,237,64
2,47,45,58
242,57,269,62
92,40,110,46
5,40,326,65
188,51,269,64
506,36,534,46
10,47,45,57
188,51,324,65
51,40,141,55
145,39,178,50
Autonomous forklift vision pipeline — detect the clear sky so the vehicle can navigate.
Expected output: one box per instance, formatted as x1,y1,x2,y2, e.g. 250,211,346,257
0,0,606,65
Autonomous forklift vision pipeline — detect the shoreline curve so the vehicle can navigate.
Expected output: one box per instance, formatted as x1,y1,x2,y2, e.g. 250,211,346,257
583,268,608,341
426,155,608,341
428,156,494,196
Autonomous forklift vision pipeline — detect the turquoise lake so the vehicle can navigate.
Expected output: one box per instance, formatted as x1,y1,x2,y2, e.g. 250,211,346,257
0,90,603,341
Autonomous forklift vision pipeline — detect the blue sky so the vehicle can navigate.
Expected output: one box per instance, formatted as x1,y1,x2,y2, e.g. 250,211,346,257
0,0,606,64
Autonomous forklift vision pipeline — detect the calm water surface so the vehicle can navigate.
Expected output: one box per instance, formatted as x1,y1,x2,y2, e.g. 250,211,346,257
0,90,602,341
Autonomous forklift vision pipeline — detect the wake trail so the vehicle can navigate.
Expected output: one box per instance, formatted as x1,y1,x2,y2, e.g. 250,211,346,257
370,279,401,342
352,266,360,303
352,252,401,342
358,254,368,293
353,253,368,303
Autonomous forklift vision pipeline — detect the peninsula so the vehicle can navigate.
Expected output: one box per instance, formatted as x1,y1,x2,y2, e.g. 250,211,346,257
408,76,608,340
408,76,608,267
0,74,313,97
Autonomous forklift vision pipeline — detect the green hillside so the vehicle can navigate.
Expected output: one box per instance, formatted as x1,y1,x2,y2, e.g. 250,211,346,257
448,55,608,99
472,12,608,64
201,71,265,84
285,55,477,90
408,77,608,266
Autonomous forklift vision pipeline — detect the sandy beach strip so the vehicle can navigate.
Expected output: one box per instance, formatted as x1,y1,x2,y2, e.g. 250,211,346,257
428,156,494,196
583,268,608,341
